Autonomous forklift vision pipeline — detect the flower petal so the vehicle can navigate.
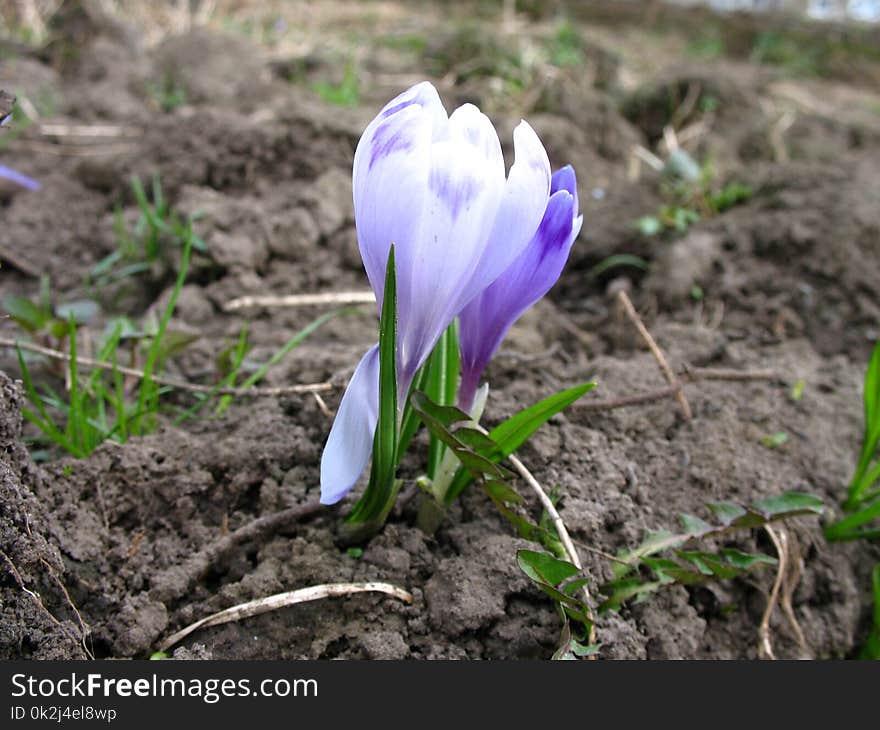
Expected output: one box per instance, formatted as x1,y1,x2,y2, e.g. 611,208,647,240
319,344,380,505
353,107,432,315
0,164,40,191
551,164,578,210
458,180,580,410
395,103,506,382
458,120,551,308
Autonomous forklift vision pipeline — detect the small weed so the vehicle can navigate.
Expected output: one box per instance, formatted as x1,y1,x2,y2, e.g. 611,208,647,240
548,20,584,69
762,432,789,449
91,175,206,287
4,277,99,344
826,341,880,541
313,64,360,107
378,34,427,54
686,31,725,60
146,72,187,113
15,231,195,457
751,31,823,76
636,151,752,238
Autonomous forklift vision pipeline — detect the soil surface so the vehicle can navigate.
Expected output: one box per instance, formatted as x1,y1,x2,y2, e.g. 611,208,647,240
1,1,879,660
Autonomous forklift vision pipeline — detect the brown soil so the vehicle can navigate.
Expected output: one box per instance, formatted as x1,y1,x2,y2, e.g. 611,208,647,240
1,1,879,660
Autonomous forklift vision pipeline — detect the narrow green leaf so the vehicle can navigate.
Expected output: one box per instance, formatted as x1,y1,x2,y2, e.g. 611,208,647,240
347,246,399,525
133,228,193,434
446,382,596,501
399,364,429,456
410,391,511,480
489,382,596,458
424,322,460,478
598,578,664,613
849,342,880,504
825,497,880,542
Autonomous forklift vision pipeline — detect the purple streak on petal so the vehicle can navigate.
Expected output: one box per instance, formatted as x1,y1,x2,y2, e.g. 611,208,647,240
458,171,581,411
0,164,40,191
353,104,434,317
394,103,506,387
320,344,380,505
428,167,484,219
369,116,418,169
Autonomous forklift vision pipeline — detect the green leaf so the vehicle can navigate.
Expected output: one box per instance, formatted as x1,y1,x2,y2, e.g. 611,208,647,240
424,322,461,479
446,382,596,501
483,480,523,505
752,492,824,518
490,382,596,458
517,550,580,587
721,549,777,570
707,501,747,526
484,481,555,545
55,299,100,326
4,295,47,332
347,246,399,525
825,497,880,542
410,391,510,481
679,513,713,534
588,254,648,279
849,342,880,506
637,216,663,236
761,431,789,448
599,577,664,613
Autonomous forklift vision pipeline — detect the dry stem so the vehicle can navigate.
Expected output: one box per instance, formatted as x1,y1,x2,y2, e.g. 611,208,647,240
224,291,375,312
616,289,692,420
158,582,413,652
759,524,787,660
506,452,597,649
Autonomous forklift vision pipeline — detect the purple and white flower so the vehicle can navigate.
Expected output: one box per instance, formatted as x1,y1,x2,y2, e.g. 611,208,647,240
320,81,554,505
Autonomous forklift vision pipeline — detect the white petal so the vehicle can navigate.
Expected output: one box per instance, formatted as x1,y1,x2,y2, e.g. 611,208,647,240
352,86,445,312
396,104,506,378
319,345,380,505
460,120,551,307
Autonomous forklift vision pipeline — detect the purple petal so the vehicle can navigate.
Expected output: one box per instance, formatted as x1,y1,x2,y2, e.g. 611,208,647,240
0,164,40,191
320,344,380,505
551,164,577,210
458,173,581,410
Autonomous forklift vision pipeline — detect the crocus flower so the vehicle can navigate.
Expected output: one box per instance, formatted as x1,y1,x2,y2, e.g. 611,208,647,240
320,81,552,505
457,165,582,412
0,164,40,191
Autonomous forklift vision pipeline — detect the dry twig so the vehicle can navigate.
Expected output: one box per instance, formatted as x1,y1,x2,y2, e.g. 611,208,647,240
758,524,787,660
224,291,375,312
615,289,692,420
158,582,413,651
